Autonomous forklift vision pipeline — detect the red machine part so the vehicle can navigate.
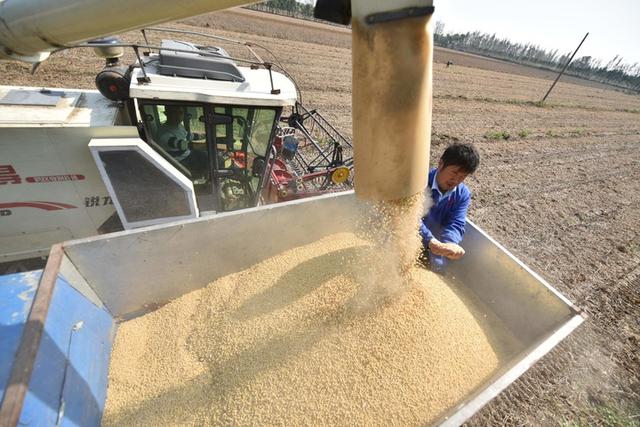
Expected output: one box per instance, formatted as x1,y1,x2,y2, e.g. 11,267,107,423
264,159,344,203
262,126,352,204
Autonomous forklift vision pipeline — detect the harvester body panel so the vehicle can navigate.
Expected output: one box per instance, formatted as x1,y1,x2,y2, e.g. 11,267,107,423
0,87,137,262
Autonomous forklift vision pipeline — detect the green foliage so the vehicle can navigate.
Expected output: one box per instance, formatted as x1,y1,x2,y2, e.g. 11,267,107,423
560,419,586,427
595,404,640,427
531,100,548,108
558,404,640,427
517,129,531,138
484,130,511,140
258,0,314,17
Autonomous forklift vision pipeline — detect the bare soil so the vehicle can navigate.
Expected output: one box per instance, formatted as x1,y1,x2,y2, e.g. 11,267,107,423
2,7,638,426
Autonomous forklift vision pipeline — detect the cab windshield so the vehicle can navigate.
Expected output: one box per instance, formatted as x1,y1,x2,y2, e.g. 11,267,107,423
139,101,279,212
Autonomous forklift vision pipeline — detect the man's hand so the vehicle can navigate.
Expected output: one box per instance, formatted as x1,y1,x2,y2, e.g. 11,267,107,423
178,139,189,151
428,238,465,260
442,242,465,260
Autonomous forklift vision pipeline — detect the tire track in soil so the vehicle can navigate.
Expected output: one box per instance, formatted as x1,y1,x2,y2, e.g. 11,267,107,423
481,140,638,172
472,137,640,211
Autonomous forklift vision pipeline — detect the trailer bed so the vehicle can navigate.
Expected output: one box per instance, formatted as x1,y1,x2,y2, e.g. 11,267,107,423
0,192,583,426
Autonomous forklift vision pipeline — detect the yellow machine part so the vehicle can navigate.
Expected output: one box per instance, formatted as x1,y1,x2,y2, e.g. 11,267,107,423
331,166,350,185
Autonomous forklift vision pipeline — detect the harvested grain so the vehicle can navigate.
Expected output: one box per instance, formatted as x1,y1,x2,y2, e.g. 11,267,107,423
103,231,516,426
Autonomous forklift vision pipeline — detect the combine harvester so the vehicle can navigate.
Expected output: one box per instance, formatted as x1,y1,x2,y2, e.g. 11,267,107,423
0,0,584,425
0,8,353,265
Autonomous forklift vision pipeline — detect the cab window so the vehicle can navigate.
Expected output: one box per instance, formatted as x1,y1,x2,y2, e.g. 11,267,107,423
140,103,210,185
212,106,277,211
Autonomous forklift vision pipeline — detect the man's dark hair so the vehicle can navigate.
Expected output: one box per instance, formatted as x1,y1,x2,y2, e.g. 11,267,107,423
440,143,480,174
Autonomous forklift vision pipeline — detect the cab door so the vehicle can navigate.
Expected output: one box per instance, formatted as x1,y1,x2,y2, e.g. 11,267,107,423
88,137,199,229
210,105,279,212
138,101,216,212
136,101,280,214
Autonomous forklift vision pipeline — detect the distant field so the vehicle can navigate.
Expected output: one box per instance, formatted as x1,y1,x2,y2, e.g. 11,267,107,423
1,7,639,426
191,8,631,95
432,47,634,94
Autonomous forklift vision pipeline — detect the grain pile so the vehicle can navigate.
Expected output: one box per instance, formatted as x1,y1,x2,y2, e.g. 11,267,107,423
103,230,516,426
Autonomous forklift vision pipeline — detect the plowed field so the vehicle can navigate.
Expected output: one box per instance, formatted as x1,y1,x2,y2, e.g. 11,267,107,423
2,8,638,426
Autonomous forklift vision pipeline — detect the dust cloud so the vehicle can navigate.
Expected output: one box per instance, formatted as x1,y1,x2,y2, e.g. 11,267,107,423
347,192,430,310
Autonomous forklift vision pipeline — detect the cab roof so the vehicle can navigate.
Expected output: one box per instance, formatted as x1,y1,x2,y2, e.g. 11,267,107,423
130,59,297,107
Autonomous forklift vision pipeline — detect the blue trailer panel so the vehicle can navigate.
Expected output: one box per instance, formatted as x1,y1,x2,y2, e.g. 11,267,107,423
0,271,40,401
0,264,115,427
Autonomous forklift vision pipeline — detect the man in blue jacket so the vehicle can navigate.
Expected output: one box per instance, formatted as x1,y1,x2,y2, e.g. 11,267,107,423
420,143,480,272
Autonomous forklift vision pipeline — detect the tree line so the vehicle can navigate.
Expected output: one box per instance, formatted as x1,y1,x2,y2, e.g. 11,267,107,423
434,22,640,92
247,0,315,19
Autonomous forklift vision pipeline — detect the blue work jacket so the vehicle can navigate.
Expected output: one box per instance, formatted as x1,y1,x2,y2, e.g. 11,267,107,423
420,168,471,270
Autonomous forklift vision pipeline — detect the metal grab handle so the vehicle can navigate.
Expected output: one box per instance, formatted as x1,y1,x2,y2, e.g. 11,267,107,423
55,321,84,427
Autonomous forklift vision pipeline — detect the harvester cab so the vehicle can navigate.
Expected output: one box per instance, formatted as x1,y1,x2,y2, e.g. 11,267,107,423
88,31,296,222
92,30,354,215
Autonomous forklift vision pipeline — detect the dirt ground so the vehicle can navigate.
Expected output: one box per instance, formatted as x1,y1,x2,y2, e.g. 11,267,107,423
2,8,638,426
